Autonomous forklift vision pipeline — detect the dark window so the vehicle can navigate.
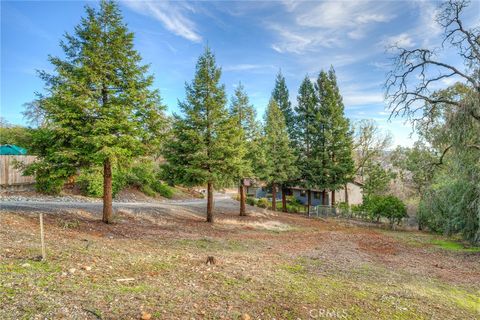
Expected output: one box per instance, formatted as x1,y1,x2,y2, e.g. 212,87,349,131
314,192,321,199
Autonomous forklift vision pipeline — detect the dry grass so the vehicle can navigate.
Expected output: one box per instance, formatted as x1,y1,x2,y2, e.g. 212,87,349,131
1,204,479,320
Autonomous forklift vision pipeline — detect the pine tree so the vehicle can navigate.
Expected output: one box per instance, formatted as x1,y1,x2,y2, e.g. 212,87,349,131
295,76,320,214
229,83,258,216
30,0,165,223
316,68,354,206
262,100,297,211
271,71,295,140
163,47,245,223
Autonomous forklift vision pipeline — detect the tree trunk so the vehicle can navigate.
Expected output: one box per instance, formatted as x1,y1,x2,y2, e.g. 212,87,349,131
331,190,335,207
322,190,327,206
239,180,246,216
102,158,113,223
271,183,277,211
207,182,214,223
281,186,287,212
307,189,312,217
344,183,349,205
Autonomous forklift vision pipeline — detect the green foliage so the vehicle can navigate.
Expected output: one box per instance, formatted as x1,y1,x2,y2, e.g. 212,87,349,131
0,119,33,149
257,198,270,208
77,166,128,198
362,163,395,197
77,160,173,198
394,84,480,244
391,143,438,194
163,47,245,190
26,0,165,197
337,202,350,215
315,68,355,192
418,172,479,242
246,197,257,206
363,195,407,226
30,164,71,195
154,183,174,199
295,76,320,191
261,100,297,187
271,71,295,140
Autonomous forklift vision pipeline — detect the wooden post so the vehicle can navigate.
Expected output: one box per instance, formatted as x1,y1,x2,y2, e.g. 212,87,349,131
331,190,335,207
39,213,46,261
271,184,277,211
207,182,214,223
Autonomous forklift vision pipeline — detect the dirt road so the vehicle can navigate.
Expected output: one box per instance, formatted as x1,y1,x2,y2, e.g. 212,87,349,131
0,193,267,220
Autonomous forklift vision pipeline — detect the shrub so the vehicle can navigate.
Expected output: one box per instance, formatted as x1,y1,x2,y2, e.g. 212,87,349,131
337,202,350,216
286,195,302,206
418,177,479,243
246,197,257,206
153,182,174,198
364,195,407,226
77,166,126,198
257,198,269,208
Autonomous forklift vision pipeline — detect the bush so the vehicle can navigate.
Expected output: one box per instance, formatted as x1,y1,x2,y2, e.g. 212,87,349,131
418,177,479,243
257,198,269,208
364,195,407,226
286,203,304,213
246,197,257,206
153,182,174,198
76,159,174,198
77,166,126,198
337,202,350,216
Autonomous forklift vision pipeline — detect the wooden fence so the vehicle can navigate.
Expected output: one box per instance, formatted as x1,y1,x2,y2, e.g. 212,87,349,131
0,155,36,186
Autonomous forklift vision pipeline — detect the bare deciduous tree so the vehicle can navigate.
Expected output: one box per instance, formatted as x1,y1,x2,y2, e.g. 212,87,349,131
386,0,479,127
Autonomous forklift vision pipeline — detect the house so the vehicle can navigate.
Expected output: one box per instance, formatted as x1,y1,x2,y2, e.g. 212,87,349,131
246,181,363,206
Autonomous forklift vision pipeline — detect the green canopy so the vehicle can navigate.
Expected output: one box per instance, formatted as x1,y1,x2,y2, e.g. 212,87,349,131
0,144,27,155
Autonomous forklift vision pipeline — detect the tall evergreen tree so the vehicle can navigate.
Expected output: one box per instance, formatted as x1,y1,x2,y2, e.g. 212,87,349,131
28,0,165,223
271,71,295,140
229,83,258,216
295,76,319,214
316,68,355,205
163,47,245,223
262,99,297,211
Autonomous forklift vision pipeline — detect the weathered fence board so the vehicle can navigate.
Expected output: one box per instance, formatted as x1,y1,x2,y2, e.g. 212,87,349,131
0,155,36,186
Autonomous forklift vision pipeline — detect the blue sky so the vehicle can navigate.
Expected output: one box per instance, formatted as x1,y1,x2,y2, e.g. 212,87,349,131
1,0,478,147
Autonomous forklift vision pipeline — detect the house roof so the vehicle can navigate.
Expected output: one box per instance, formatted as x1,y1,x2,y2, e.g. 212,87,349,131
0,144,27,155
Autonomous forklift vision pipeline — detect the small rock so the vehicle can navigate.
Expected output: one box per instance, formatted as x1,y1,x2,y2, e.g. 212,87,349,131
82,266,92,271
241,314,251,320
140,311,152,320
68,268,76,274
21,263,30,268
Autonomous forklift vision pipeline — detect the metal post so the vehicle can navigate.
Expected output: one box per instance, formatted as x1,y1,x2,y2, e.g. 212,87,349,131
39,213,46,260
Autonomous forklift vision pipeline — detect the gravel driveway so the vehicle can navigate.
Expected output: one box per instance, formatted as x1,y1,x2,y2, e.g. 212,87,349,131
0,193,237,217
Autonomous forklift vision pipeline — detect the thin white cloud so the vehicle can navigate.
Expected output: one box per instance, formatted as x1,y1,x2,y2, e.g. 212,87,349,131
384,33,416,48
270,0,397,54
343,93,385,106
296,1,393,29
123,1,201,42
223,64,275,72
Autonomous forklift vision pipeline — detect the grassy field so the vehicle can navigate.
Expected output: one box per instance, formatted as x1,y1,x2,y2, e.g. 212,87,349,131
1,205,479,319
